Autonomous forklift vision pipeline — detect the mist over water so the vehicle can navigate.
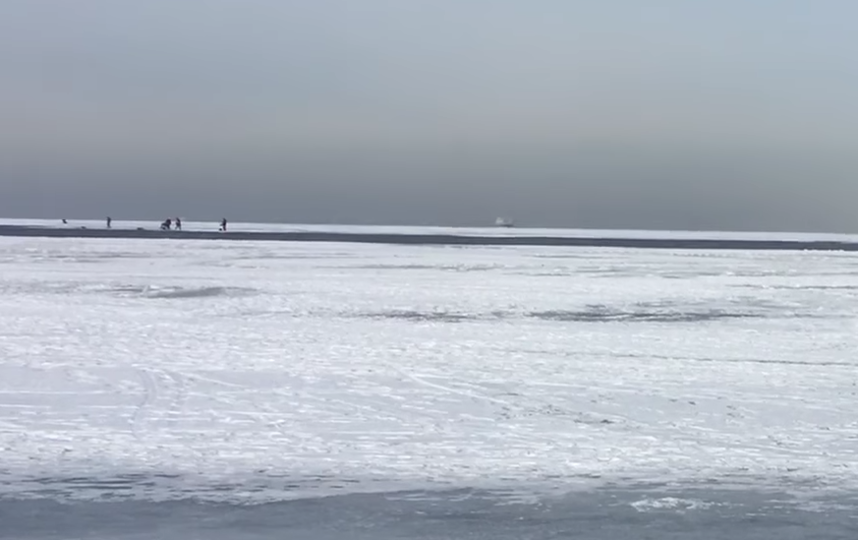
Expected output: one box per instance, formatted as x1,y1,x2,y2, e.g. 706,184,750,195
2,3,858,230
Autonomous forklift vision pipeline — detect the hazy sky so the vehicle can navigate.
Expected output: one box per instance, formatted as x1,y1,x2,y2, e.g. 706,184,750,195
1,1,857,231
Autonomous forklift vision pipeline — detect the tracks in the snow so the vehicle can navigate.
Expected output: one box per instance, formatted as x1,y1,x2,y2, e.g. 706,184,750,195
131,367,188,439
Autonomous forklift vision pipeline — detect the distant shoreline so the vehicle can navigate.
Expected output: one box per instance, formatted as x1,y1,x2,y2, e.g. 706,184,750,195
1,224,857,251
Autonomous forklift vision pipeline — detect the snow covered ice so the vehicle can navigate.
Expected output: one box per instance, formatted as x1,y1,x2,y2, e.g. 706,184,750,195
1,233,858,537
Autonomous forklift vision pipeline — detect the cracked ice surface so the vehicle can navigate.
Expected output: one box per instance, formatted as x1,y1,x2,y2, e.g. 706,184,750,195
0,236,857,502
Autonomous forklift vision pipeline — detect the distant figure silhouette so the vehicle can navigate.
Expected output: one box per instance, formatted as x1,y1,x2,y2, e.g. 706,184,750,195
106,216,112,229
62,219,67,225
220,218,228,232
175,217,182,231
160,218,172,231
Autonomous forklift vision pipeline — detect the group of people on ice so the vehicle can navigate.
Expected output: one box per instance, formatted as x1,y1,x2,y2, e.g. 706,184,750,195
80,217,229,232
160,218,227,231
159,217,182,230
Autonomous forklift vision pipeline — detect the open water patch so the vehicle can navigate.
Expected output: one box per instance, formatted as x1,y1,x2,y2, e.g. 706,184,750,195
352,263,505,273
734,284,858,291
101,285,259,300
359,304,765,324
357,296,824,324
528,306,763,323
365,310,480,323
2,483,857,539
144,286,257,300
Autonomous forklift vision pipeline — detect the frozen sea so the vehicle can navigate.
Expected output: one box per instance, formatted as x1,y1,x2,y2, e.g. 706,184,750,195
0,232,857,538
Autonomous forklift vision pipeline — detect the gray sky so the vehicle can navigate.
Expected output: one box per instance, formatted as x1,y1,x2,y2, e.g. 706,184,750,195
1,1,857,231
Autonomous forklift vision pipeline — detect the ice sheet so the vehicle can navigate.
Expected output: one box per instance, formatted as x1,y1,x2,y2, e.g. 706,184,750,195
0,237,856,502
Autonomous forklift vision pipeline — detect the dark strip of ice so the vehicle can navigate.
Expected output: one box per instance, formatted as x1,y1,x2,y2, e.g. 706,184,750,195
0,224,856,251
